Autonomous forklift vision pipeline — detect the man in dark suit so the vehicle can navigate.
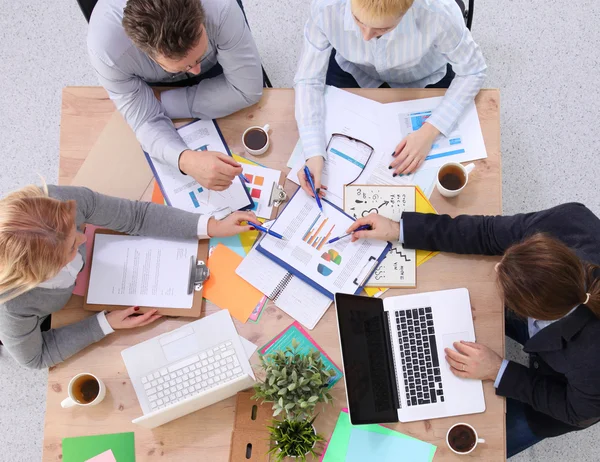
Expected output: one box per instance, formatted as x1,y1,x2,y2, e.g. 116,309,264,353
347,203,600,457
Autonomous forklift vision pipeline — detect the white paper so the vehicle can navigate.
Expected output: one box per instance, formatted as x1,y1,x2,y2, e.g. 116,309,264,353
258,191,390,297
240,335,258,359
344,185,416,287
236,240,332,330
241,163,281,219
151,120,250,218
87,234,197,308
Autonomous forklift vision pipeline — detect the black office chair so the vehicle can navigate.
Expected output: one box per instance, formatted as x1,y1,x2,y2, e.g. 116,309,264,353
76,0,273,88
455,0,474,30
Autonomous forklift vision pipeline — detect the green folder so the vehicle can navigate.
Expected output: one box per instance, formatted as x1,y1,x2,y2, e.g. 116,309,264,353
62,432,135,462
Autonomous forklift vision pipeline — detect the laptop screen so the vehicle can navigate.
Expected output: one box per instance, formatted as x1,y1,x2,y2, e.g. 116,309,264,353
335,293,399,424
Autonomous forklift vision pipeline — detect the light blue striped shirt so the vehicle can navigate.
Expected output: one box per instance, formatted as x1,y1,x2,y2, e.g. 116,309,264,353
294,0,487,160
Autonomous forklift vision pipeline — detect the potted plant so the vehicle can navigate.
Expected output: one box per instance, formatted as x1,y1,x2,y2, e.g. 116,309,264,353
267,417,324,462
253,339,336,419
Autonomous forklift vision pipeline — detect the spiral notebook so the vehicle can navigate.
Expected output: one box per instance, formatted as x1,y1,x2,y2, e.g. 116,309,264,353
235,236,332,330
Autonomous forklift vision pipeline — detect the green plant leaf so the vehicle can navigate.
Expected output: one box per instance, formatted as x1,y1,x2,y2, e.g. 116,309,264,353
292,338,299,349
308,395,319,403
278,388,287,396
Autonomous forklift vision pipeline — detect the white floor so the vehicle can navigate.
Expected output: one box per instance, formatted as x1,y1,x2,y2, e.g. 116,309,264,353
0,0,599,460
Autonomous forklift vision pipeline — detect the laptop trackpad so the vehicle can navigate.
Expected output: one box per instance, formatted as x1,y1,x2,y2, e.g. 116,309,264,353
442,332,470,351
160,327,198,362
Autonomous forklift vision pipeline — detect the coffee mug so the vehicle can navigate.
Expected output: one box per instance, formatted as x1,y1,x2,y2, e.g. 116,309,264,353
436,162,475,198
61,373,106,408
242,124,270,156
446,423,485,455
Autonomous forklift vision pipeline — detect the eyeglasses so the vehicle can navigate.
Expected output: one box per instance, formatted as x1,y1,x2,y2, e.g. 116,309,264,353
326,133,375,185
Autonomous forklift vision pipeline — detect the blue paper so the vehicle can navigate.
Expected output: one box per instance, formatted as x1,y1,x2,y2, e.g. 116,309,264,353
209,235,246,258
345,427,434,462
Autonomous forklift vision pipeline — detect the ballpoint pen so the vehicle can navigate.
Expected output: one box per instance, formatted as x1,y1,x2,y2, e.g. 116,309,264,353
247,221,286,240
326,225,372,244
303,165,325,215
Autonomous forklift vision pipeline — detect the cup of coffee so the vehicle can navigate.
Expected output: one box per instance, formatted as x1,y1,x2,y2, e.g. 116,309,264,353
436,162,475,198
446,423,485,455
61,373,106,408
242,124,270,156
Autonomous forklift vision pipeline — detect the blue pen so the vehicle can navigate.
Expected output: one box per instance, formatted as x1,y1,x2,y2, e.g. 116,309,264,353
303,165,324,215
327,225,372,244
248,221,286,240
240,174,251,184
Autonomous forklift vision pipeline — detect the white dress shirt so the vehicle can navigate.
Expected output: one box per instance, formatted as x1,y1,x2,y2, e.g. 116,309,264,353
294,0,487,160
36,217,208,336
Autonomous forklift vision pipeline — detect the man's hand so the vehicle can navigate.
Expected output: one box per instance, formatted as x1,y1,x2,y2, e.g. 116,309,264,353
207,211,259,237
445,341,503,381
106,306,162,330
297,156,326,198
179,149,243,191
346,213,400,242
390,123,440,175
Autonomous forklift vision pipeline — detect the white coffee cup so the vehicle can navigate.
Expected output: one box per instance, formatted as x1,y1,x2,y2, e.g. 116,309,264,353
446,422,485,455
436,162,475,198
61,372,106,408
242,124,270,156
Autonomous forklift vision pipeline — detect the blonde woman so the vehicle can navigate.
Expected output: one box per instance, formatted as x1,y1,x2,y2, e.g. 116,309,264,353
0,184,257,369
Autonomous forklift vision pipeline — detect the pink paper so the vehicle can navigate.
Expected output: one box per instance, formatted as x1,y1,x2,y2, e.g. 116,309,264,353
73,225,101,296
85,449,117,462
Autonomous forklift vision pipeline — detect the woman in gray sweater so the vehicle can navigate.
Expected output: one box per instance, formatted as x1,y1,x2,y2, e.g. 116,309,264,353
0,184,257,369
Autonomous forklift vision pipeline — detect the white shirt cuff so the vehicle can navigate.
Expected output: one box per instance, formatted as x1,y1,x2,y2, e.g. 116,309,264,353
493,359,509,388
198,214,211,239
96,311,115,336
399,218,404,244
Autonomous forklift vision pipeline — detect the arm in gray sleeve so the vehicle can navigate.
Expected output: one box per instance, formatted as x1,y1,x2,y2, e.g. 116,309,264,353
49,186,203,239
87,48,188,170
0,308,105,369
160,0,263,120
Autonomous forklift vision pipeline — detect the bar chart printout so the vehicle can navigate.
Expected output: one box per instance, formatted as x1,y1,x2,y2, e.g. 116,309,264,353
302,215,336,250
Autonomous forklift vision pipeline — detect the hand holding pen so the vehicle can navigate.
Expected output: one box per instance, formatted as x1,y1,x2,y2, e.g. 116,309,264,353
247,221,286,240
303,165,326,216
327,225,372,244
345,214,400,242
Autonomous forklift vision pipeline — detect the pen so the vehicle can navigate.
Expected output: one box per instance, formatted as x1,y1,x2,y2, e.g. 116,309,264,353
327,225,372,244
303,165,324,215
240,174,251,184
248,221,286,240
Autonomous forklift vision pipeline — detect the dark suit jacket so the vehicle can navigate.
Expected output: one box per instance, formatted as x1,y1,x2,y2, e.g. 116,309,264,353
402,203,600,437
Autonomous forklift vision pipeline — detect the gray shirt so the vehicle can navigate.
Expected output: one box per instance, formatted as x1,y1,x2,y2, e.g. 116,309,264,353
87,0,263,170
0,186,202,369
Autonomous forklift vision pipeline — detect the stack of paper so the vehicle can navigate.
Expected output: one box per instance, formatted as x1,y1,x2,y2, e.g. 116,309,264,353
321,410,436,462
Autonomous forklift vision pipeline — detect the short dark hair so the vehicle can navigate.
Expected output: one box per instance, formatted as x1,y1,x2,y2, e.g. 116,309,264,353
122,0,205,59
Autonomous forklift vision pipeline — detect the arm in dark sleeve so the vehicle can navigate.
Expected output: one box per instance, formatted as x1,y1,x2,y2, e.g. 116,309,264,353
497,360,600,427
401,211,539,256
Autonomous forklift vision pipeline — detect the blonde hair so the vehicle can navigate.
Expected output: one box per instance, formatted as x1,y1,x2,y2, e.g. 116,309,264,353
0,184,76,303
351,0,414,22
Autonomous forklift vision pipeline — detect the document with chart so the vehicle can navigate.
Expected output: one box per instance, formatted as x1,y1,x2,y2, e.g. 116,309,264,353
144,119,252,219
256,190,391,298
344,185,416,288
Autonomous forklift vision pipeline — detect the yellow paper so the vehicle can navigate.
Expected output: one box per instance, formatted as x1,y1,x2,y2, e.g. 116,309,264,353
204,244,264,323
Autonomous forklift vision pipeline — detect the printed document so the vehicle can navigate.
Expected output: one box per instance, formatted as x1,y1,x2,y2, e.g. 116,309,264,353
257,191,390,298
87,234,197,308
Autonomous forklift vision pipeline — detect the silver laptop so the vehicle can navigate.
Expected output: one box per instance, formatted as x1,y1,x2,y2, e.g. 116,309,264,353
334,288,485,424
121,310,255,428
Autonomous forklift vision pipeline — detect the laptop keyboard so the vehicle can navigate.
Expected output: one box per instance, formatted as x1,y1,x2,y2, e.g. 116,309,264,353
140,341,243,411
395,308,445,407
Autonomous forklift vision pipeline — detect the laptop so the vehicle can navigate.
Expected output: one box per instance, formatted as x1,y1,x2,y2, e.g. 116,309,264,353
121,310,255,428
334,288,485,424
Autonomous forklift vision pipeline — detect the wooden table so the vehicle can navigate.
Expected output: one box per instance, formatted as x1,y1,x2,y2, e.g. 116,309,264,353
44,87,503,461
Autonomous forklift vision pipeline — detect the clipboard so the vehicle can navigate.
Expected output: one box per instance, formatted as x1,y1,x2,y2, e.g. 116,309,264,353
83,229,208,317
144,119,253,218
256,189,391,299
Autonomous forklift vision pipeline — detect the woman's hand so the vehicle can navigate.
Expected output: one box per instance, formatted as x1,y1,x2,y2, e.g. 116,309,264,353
445,341,503,381
297,157,327,198
106,306,162,330
207,211,258,237
390,123,439,175
346,213,400,242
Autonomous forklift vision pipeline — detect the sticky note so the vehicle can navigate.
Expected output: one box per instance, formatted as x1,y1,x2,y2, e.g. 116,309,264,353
346,427,436,462
85,449,116,462
62,432,135,462
209,234,246,258
204,244,264,323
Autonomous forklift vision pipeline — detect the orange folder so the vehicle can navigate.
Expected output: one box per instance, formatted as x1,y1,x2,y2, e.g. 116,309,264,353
204,244,264,323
